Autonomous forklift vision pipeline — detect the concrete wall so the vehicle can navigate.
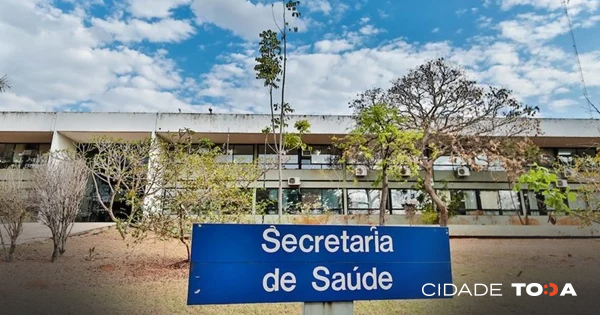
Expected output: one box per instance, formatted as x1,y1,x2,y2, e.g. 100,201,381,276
54,112,157,132
0,112,56,132
246,214,600,237
1,112,599,140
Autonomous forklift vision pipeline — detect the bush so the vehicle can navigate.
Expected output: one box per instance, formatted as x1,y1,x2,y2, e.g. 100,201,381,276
421,210,439,225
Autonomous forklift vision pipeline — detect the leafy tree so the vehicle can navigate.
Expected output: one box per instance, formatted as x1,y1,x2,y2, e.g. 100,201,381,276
514,163,575,225
255,1,310,220
145,130,268,262
337,103,422,225
350,58,540,226
555,152,600,225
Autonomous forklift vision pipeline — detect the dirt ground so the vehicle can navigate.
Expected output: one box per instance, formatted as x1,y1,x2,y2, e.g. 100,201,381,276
1,227,600,315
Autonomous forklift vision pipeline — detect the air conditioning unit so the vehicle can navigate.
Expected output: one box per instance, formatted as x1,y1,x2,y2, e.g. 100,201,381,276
355,165,368,177
556,179,568,188
400,166,411,177
287,177,301,186
456,166,470,177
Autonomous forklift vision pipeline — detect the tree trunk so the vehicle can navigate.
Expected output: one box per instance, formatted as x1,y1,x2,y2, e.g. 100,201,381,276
278,159,283,222
8,242,15,262
423,165,448,226
378,170,389,226
59,235,67,256
183,238,191,263
51,239,59,262
278,6,287,223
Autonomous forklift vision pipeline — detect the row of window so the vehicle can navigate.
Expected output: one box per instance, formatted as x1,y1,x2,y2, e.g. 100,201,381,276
0,143,51,169
256,188,600,215
212,144,596,170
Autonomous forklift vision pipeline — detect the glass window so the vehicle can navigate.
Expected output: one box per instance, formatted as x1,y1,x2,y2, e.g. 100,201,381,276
444,190,478,215
0,143,16,165
215,144,254,163
258,145,299,169
434,156,451,170
347,189,381,213
322,189,343,212
524,191,553,215
300,145,340,169
232,145,254,163
300,189,342,213
256,188,342,214
479,191,499,209
557,149,575,164
462,190,478,209
498,190,520,211
390,189,424,209
569,192,589,210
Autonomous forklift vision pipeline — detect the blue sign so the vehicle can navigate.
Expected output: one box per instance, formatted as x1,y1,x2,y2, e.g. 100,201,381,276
187,224,452,305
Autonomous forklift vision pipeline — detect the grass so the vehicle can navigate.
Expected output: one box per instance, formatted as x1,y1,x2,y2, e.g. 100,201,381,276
1,227,600,315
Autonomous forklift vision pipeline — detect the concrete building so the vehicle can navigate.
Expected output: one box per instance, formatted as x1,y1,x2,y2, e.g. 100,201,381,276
1,111,600,231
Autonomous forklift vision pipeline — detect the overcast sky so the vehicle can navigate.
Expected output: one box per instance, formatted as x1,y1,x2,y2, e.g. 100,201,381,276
1,0,600,118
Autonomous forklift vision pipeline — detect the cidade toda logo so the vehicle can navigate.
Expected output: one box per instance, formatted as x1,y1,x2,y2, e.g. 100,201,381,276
422,283,577,297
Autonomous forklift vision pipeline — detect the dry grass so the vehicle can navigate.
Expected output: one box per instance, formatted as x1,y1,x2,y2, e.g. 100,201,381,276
1,227,600,315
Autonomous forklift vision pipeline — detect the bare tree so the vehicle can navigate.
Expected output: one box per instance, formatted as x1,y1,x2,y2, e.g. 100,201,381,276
31,155,89,262
78,137,163,237
0,167,31,261
351,58,540,226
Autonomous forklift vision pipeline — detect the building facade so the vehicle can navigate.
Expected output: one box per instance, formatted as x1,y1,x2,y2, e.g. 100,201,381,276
1,111,599,226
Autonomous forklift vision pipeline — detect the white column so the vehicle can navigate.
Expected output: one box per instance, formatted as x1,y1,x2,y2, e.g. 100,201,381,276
143,131,162,214
49,131,76,152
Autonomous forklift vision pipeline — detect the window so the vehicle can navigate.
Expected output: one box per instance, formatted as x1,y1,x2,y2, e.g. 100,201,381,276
0,143,16,166
390,189,425,213
300,145,340,169
569,192,589,211
498,191,520,213
478,190,520,215
479,191,499,210
524,191,554,215
347,189,381,214
256,188,342,214
557,148,596,165
442,190,477,215
0,143,50,169
216,144,254,163
257,145,299,169
434,156,460,170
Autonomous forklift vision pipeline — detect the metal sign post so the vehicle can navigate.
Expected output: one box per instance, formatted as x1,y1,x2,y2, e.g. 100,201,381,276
303,301,354,315
187,224,452,311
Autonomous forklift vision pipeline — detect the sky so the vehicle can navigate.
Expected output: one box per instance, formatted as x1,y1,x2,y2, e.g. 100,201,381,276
1,0,600,118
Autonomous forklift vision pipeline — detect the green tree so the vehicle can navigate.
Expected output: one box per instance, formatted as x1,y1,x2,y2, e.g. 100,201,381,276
350,58,540,226
337,103,423,225
147,130,267,262
514,163,575,224
555,152,600,225
255,1,310,221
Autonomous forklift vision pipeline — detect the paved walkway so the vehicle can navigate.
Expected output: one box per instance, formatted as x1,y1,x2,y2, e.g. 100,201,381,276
1,222,115,245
